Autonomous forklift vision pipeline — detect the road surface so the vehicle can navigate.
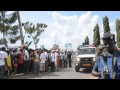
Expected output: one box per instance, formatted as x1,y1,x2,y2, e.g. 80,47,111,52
10,65,97,79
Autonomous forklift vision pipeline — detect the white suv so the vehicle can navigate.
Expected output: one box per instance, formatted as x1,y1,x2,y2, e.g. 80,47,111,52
74,45,96,72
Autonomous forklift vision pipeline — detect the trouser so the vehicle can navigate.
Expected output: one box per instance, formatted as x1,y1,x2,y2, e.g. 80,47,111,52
68,58,72,68
29,60,33,72
60,59,62,67
13,64,18,74
47,59,51,67
11,64,14,74
64,60,67,68
0,65,5,79
17,64,24,74
33,62,39,75
51,62,55,72
45,61,48,72
40,63,45,72
5,66,12,76
24,60,30,73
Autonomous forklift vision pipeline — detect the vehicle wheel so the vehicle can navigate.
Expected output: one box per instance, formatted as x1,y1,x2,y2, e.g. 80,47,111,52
75,66,79,72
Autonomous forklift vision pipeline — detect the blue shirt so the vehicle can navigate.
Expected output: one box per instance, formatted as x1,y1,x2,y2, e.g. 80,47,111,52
93,50,120,79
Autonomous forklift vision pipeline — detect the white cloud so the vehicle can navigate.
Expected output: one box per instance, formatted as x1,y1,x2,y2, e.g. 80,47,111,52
39,11,99,51
2,11,117,51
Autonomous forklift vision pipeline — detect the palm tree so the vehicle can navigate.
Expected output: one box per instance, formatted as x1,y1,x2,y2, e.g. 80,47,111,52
0,11,20,47
23,21,47,49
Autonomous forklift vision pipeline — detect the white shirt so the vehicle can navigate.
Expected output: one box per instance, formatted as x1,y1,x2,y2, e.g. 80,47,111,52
55,52,58,60
40,52,46,63
60,53,63,59
0,51,8,66
24,50,29,60
55,52,58,64
64,54,68,60
44,51,48,59
51,53,55,62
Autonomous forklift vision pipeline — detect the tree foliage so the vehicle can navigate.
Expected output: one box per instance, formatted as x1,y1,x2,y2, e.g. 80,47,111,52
23,21,47,49
93,24,100,46
85,36,89,45
0,11,20,45
116,19,120,48
103,16,111,33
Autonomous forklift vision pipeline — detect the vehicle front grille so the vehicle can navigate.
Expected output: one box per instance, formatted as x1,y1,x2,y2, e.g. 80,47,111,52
80,58,92,62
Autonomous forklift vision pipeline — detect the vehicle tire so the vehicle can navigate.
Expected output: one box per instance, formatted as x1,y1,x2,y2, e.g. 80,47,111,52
75,66,79,72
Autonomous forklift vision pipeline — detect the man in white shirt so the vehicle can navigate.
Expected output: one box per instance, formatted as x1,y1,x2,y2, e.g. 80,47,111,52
44,50,48,72
23,48,30,74
0,47,8,79
51,50,55,72
40,50,46,75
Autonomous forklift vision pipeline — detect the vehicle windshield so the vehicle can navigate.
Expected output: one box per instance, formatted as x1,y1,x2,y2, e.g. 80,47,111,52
77,48,95,55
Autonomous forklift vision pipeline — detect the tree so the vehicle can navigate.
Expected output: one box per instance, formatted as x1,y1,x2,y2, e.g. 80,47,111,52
23,21,47,49
103,16,111,33
116,19,120,48
0,11,20,47
93,24,100,47
85,36,89,45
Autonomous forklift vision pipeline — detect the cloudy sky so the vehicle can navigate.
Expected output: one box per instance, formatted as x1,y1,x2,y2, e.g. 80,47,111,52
1,11,120,50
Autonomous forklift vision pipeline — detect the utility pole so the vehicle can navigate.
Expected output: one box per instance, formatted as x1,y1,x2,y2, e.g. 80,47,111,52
17,11,24,45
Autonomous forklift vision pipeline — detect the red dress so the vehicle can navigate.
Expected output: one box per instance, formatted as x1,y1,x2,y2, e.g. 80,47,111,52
18,52,24,64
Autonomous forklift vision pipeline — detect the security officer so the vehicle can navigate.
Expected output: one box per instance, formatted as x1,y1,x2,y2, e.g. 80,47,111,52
92,32,120,79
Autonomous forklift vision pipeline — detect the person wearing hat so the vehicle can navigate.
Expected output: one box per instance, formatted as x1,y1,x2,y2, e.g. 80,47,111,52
92,32,120,79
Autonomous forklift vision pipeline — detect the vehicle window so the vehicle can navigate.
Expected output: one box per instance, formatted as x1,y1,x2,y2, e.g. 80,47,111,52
78,48,95,55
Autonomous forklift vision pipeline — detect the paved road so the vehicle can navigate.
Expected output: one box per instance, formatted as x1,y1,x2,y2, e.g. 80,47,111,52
10,66,97,79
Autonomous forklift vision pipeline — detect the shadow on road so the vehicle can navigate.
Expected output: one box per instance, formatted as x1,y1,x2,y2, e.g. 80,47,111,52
58,68,73,72
11,72,61,79
79,68,92,74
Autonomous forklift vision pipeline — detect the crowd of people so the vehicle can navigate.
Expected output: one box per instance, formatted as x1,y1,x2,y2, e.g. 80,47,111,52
0,46,73,79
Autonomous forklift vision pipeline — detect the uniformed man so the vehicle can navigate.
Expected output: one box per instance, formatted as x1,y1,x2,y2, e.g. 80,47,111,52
92,32,120,79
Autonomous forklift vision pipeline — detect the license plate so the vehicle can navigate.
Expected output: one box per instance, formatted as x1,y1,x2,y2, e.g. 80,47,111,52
83,64,91,67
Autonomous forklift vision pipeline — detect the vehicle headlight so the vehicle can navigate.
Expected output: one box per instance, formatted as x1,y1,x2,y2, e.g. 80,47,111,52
77,58,80,61
93,58,96,61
